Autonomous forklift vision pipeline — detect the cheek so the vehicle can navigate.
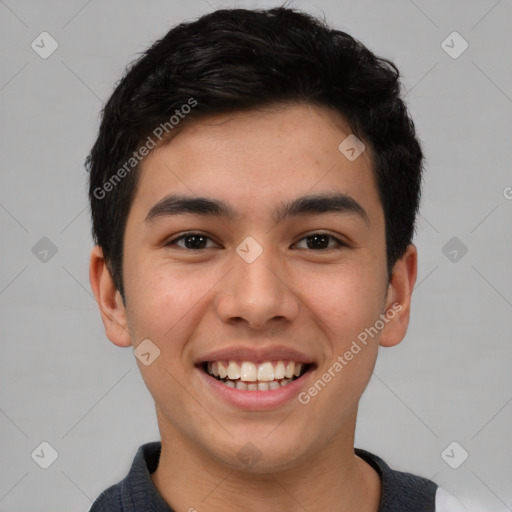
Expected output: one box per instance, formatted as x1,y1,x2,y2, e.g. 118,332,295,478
304,264,387,342
125,262,221,348
125,266,209,404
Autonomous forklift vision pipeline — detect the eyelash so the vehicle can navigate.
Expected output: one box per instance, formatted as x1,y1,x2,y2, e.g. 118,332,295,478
165,232,347,251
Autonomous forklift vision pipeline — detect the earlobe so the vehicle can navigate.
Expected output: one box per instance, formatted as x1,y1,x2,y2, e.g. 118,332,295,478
89,245,132,348
379,244,418,348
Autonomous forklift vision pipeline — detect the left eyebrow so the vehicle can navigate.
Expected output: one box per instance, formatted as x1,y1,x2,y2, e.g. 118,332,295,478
144,192,369,226
274,193,370,226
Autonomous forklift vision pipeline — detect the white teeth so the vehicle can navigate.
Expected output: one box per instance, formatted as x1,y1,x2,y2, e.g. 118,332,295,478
257,362,275,381
240,362,258,382
205,359,309,390
227,361,240,380
218,361,228,379
285,362,295,378
211,360,303,382
274,361,286,379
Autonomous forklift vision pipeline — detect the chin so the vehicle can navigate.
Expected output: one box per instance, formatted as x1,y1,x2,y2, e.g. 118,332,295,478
210,434,310,474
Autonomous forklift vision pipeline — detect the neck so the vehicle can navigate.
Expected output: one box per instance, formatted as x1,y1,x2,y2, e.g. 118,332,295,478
150,414,381,512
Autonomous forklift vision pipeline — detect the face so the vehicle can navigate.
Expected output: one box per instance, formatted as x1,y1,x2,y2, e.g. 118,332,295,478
91,103,416,472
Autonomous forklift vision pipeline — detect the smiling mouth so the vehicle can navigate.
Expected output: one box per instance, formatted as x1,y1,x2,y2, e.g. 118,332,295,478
201,360,312,391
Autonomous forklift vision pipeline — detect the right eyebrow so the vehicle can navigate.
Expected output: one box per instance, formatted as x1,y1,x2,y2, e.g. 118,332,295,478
144,194,236,224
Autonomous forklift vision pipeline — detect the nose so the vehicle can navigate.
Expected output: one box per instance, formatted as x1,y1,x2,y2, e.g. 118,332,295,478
214,246,300,330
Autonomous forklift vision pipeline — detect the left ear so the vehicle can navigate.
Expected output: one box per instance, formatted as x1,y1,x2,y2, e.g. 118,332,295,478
379,244,418,348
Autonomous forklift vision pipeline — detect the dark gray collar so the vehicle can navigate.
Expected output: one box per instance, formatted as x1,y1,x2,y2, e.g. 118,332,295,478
90,442,438,511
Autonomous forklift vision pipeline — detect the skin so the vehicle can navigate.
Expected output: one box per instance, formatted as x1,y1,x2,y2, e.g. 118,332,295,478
90,103,417,512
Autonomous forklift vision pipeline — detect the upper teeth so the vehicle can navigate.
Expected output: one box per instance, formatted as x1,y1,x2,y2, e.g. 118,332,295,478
207,361,304,382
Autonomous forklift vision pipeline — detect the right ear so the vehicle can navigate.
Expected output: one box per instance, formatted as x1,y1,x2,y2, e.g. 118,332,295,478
89,245,132,347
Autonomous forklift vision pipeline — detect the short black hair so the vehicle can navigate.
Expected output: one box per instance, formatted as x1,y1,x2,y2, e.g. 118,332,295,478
86,6,424,301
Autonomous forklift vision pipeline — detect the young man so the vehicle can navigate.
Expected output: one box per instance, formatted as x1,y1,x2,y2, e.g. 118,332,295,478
87,6,466,512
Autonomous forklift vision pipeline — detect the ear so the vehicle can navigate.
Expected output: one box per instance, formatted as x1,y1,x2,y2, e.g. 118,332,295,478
379,244,418,348
89,245,132,347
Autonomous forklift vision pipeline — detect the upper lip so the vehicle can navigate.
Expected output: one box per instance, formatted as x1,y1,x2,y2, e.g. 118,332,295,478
196,345,315,365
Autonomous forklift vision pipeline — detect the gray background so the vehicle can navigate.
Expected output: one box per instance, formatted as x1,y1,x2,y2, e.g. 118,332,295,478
0,0,511,510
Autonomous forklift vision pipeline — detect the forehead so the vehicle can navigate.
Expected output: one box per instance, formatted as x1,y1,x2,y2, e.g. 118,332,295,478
130,103,381,223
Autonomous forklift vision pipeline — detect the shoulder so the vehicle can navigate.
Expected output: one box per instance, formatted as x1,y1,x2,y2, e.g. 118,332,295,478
88,442,163,512
435,487,468,512
356,447,437,511
356,448,468,512
88,484,123,511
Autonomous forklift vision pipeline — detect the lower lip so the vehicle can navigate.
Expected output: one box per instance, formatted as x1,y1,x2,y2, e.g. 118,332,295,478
197,366,314,411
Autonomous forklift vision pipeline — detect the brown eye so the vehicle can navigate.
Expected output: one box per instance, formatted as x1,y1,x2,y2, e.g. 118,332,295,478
293,233,345,250
166,233,217,250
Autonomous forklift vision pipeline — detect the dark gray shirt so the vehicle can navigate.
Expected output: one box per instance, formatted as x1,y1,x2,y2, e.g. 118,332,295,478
89,441,443,511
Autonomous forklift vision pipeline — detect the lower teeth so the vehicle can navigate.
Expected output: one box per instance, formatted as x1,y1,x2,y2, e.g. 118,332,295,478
221,378,295,390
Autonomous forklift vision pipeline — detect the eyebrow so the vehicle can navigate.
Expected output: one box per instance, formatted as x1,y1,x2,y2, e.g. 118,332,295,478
144,192,369,226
